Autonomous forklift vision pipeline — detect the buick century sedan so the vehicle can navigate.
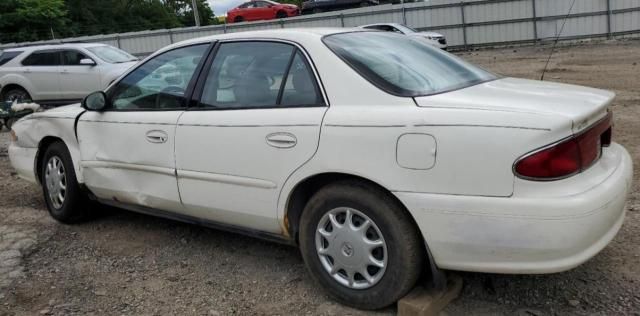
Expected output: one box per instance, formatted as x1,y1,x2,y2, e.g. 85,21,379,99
8,29,633,309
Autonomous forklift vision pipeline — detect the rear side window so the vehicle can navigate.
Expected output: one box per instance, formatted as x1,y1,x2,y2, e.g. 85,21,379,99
21,51,61,66
199,41,323,109
0,51,23,66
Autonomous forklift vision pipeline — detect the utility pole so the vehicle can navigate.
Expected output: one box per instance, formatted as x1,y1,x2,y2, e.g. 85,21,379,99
50,27,55,40
192,0,201,27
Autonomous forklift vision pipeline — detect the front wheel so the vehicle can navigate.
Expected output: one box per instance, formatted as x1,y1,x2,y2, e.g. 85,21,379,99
276,11,287,19
2,87,31,103
41,141,88,223
4,118,16,130
299,181,425,309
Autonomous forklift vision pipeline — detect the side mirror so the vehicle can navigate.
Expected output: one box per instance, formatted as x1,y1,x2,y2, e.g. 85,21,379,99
82,91,108,111
79,58,96,66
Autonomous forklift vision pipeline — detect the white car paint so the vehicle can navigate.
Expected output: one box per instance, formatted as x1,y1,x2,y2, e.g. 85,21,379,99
359,23,448,49
8,28,633,275
0,43,137,104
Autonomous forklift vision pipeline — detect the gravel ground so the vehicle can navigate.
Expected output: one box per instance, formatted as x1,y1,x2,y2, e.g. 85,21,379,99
0,39,638,316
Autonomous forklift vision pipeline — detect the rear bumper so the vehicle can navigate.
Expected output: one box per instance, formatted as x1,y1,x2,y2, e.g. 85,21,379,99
8,143,38,183
396,143,633,274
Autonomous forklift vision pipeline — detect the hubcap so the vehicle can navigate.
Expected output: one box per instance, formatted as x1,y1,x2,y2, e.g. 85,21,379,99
45,156,67,209
5,90,27,102
315,207,387,290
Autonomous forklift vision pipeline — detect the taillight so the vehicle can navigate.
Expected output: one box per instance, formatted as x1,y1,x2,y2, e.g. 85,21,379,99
515,112,612,180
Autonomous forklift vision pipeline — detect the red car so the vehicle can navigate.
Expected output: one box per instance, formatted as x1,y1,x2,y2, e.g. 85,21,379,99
226,0,300,23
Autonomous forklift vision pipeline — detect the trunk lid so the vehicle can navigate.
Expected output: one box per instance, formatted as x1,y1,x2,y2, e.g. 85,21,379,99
414,77,614,133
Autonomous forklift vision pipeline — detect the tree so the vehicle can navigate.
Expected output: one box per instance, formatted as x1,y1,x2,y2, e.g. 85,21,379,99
0,0,69,43
164,0,217,26
0,0,219,44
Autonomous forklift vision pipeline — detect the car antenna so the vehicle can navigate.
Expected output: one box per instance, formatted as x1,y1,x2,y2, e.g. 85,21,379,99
540,0,577,81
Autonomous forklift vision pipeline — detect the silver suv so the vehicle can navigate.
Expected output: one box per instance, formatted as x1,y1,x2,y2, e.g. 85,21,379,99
0,43,138,105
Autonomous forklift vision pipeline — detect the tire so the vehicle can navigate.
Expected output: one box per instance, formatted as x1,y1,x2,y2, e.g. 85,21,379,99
312,8,323,14
234,16,244,23
4,118,16,130
41,141,88,223
360,1,370,7
276,11,287,19
299,180,425,310
2,87,31,103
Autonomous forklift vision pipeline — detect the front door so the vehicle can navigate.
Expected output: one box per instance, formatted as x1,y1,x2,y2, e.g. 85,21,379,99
78,44,211,212
59,49,102,100
175,41,327,233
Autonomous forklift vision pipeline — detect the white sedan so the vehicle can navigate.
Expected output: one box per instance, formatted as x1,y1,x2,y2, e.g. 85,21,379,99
360,23,448,49
8,28,633,309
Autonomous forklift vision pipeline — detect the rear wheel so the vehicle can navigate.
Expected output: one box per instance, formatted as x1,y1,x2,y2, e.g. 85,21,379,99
276,10,287,18
41,141,88,223
234,16,244,23
2,87,30,103
299,180,425,309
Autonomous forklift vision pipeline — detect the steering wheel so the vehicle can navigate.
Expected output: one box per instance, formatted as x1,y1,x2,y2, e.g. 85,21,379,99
155,86,185,109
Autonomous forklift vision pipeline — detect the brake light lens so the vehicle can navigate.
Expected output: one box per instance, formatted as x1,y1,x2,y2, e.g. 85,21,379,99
515,112,612,180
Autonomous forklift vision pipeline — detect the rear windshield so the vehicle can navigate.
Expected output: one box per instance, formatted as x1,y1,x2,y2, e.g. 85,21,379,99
0,51,23,66
87,46,138,64
323,32,496,97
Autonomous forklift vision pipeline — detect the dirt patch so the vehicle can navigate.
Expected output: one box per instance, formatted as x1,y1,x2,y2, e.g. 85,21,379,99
0,39,639,315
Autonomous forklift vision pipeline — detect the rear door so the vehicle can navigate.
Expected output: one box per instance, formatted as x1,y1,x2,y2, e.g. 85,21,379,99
20,50,62,101
60,49,102,100
78,43,211,212
175,40,327,233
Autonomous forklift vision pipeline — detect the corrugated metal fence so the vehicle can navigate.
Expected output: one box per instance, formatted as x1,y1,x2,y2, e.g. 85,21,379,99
1,0,639,56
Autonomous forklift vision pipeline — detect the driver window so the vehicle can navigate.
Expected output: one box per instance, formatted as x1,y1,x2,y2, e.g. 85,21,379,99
62,50,91,65
109,44,208,110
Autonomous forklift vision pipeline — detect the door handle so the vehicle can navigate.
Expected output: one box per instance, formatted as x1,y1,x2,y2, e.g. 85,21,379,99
146,130,168,144
266,132,297,148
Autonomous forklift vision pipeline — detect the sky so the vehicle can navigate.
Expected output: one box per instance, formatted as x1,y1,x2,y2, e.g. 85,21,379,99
208,0,245,16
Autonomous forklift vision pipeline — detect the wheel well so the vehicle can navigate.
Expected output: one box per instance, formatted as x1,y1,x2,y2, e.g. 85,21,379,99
285,173,414,243
1,84,28,97
35,136,64,183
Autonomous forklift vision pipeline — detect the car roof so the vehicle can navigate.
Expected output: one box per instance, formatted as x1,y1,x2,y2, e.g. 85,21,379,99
359,23,403,28
2,43,108,52
159,28,366,52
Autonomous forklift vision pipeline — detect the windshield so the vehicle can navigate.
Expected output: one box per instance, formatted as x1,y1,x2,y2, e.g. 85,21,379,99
87,46,138,64
323,32,496,97
397,24,418,33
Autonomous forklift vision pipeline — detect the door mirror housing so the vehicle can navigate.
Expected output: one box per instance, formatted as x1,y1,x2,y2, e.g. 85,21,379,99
79,58,96,66
82,91,108,111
